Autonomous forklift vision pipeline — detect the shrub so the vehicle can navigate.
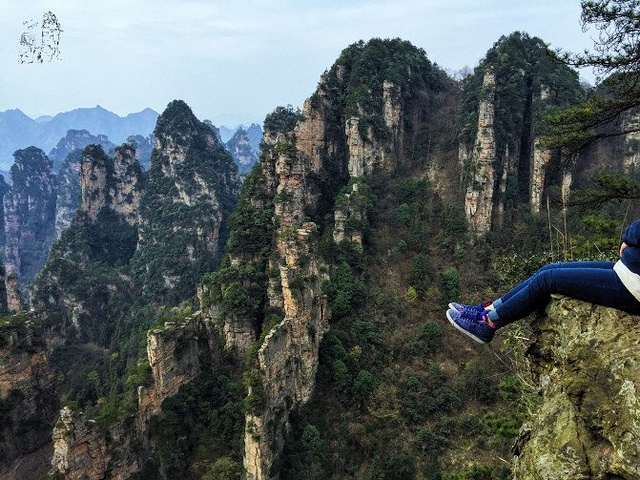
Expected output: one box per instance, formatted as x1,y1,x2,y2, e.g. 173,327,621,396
418,322,444,352
410,253,433,295
440,267,460,306
202,457,242,480
406,286,418,303
396,203,411,226
263,105,303,134
353,370,376,408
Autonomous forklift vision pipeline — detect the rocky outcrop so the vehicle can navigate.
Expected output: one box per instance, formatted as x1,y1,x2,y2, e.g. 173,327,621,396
52,407,110,480
512,296,640,479
530,138,552,215
460,33,582,237
333,182,366,246
0,176,11,251
463,70,496,237
226,127,260,174
214,97,338,479
80,144,142,225
55,138,145,238
0,316,58,480
51,407,142,480
55,150,83,238
138,311,220,423
244,125,331,477
617,108,640,172
3,147,57,288
5,273,23,312
80,147,110,221
530,86,554,215
132,100,240,303
139,320,200,423
345,80,402,177
10,102,238,480
49,311,222,480
30,146,142,338
47,312,222,480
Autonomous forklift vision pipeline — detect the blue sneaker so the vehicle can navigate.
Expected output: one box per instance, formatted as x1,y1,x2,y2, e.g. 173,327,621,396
448,302,487,313
446,308,496,344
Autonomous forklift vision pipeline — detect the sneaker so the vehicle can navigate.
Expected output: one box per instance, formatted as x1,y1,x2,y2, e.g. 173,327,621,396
448,302,487,313
446,308,496,344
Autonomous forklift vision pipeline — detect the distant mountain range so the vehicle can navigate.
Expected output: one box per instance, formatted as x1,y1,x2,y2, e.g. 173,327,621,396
0,105,264,175
0,106,159,169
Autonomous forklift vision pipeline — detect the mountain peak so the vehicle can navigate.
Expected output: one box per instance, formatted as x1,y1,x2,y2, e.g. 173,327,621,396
1,108,31,120
154,100,204,141
4,108,26,115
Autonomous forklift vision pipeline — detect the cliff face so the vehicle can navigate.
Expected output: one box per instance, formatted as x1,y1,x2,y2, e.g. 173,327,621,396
345,79,403,177
0,315,59,480
463,70,496,236
512,297,640,479
52,132,106,238
460,33,582,238
50,311,222,480
0,176,11,254
131,100,240,303
200,39,456,479
51,407,111,480
80,144,141,226
56,140,146,239
51,406,146,480
3,147,57,290
138,311,220,423
243,118,332,477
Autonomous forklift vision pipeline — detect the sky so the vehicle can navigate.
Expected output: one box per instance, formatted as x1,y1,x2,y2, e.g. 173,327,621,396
0,0,598,127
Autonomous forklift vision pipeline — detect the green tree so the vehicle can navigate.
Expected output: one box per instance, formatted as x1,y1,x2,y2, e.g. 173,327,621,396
545,1,640,153
440,268,460,307
567,172,640,207
574,1,640,77
203,457,242,480
301,424,325,464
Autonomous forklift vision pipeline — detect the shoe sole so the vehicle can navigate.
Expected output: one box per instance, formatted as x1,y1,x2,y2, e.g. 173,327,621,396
446,309,488,345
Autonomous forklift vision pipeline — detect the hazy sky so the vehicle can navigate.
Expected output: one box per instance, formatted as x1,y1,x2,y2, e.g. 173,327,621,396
0,0,597,126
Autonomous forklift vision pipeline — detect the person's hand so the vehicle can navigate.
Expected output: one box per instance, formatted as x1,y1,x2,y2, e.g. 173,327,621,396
620,242,628,257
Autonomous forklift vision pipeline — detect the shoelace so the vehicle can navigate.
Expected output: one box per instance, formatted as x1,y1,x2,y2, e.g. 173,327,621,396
460,309,484,321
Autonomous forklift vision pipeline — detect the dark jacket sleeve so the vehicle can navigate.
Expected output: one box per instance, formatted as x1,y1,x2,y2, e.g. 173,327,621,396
623,219,640,246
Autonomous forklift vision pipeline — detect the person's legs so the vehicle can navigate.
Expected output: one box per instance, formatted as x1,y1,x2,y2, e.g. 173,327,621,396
493,261,615,308
490,263,640,327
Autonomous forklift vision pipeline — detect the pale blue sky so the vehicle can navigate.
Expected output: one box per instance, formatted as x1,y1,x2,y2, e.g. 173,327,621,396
0,0,596,126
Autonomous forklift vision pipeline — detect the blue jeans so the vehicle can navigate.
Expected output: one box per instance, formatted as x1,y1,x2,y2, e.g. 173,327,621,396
489,261,640,328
